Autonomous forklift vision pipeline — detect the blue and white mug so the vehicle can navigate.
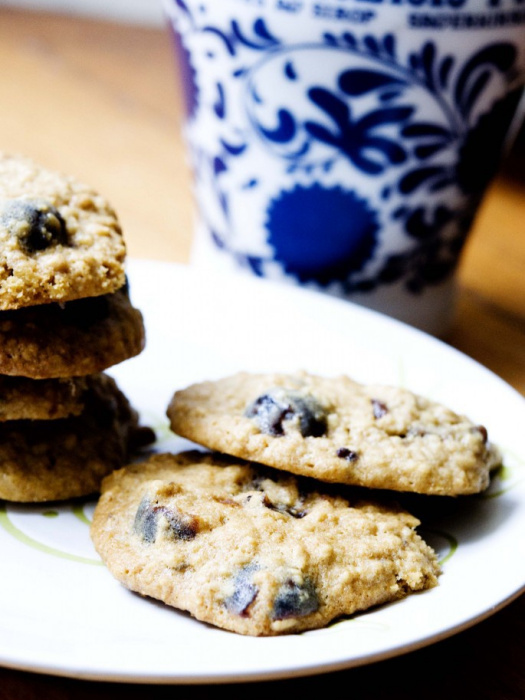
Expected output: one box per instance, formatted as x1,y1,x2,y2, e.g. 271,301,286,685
163,0,525,335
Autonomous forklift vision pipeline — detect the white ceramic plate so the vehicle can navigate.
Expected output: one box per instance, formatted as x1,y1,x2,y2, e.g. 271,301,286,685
1,259,524,684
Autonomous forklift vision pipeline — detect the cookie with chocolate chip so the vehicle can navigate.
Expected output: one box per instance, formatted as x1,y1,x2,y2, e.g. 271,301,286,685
167,372,500,496
0,286,145,378
90,450,440,636
0,152,126,310
0,373,154,502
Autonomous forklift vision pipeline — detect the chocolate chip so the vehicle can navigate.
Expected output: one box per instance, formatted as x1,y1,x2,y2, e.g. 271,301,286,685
224,564,259,616
163,508,199,541
245,389,327,438
272,578,319,620
371,399,388,419
336,447,359,462
245,394,287,436
133,498,199,543
262,494,307,519
2,199,68,253
134,498,158,543
476,425,488,444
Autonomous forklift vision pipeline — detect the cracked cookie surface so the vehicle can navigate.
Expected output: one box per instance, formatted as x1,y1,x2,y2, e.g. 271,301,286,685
90,451,440,636
0,152,126,310
167,372,500,496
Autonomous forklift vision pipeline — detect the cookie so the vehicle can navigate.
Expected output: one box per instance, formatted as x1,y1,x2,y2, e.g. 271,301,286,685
167,372,500,496
0,374,154,502
0,375,90,421
90,451,440,636
0,285,145,378
0,152,126,310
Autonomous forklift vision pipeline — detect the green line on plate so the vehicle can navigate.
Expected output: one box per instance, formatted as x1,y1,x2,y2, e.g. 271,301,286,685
72,503,92,526
0,503,103,566
428,528,458,565
481,460,524,499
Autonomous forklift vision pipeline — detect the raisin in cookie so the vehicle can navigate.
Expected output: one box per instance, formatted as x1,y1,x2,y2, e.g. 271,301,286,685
167,372,500,496
90,451,440,636
0,286,145,378
0,152,126,310
0,374,154,502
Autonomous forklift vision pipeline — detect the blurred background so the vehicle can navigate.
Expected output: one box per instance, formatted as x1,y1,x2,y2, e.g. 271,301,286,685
0,0,164,25
0,0,523,386
2,0,523,156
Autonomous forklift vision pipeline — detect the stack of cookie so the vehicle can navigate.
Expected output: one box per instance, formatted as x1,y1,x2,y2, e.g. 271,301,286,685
0,152,153,503
90,370,500,636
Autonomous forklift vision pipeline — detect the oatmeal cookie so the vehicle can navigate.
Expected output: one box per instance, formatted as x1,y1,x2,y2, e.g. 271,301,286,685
0,373,154,502
0,152,126,310
167,372,500,496
0,286,145,378
90,451,440,636
0,375,90,421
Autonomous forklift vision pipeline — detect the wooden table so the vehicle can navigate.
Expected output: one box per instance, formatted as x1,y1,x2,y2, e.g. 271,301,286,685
0,8,523,698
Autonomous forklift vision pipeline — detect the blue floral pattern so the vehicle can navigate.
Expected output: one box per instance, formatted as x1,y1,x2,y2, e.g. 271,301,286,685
265,184,379,285
167,2,524,297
